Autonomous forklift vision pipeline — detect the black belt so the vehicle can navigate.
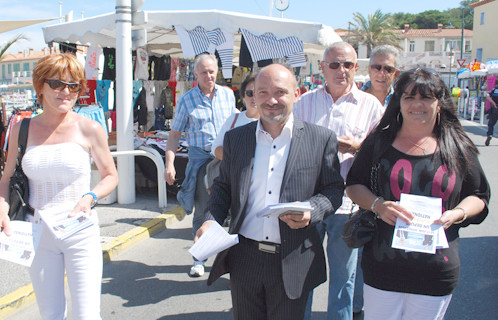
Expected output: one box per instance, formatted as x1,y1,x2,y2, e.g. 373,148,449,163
239,235,280,254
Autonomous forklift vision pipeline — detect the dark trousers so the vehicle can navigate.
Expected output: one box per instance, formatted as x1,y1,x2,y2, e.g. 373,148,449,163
487,108,498,136
228,237,308,320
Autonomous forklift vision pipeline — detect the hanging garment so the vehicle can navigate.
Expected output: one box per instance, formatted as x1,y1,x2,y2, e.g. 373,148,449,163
134,47,149,80
85,45,102,80
239,29,306,68
170,57,180,82
175,25,234,79
96,80,112,112
133,88,147,127
102,48,116,81
79,80,97,106
154,55,171,80
59,42,77,54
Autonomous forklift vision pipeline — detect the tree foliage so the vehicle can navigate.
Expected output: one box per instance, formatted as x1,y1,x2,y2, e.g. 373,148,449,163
349,10,401,58
390,0,479,30
0,34,27,62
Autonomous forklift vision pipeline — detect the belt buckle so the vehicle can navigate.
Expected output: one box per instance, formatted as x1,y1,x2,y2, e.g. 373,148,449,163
258,243,277,254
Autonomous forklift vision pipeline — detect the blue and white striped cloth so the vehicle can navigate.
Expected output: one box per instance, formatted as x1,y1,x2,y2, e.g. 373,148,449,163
240,28,306,67
175,25,234,79
171,84,236,151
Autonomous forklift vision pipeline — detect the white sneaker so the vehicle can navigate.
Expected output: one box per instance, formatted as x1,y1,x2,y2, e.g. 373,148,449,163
189,261,205,277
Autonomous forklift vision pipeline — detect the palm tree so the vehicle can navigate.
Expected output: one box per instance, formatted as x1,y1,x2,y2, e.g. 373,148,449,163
348,10,401,58
0,34,27,61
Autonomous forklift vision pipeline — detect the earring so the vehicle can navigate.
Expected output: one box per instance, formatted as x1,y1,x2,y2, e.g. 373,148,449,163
397,112,402,124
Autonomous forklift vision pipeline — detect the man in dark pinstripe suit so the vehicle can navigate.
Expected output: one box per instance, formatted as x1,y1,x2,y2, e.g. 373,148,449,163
196,64,344,320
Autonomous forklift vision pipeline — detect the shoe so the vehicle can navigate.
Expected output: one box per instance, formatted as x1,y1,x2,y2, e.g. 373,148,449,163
189,261,205,277
485,136,492,146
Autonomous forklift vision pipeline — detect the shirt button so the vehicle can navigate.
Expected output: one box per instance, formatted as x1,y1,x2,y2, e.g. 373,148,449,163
273,145,276,149
268,190,272,194
265,236,269,240
271,168,274,171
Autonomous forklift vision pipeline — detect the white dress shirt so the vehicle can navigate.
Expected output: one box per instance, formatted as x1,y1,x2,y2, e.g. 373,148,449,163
238,114,294,244
294,85,384,214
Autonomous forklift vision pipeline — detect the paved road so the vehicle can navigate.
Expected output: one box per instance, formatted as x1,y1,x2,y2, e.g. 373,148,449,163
5,119,498,319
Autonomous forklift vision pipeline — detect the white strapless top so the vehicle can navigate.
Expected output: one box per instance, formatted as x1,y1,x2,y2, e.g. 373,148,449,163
22,142,91,211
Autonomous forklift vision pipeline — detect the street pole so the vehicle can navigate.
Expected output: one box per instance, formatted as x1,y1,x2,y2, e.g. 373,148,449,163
115,0,135,204
461,6,464,59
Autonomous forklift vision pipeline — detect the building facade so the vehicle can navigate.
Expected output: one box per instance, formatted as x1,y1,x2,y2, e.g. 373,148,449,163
470,0,498,62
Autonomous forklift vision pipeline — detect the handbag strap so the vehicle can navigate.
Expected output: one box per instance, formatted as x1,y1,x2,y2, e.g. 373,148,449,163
230,113,240,129
16,118,31,166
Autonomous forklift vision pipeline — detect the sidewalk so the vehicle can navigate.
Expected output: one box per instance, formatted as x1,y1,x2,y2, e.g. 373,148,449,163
0,189,184,318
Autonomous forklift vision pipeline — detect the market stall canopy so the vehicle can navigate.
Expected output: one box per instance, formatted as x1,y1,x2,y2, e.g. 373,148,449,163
457,68,471,79
42,10,342,57
485,60,498,74
1,19,56,34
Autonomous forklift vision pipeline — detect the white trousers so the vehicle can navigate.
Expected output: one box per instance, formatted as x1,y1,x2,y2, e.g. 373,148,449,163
29,216,103,320
364,284,452,320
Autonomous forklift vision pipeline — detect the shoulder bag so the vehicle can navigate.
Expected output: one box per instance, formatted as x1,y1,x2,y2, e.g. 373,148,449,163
205,113,240,194
341,162,380,248
8,118,34,221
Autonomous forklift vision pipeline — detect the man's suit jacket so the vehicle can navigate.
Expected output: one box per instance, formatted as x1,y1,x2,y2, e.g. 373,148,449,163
204,119,344,300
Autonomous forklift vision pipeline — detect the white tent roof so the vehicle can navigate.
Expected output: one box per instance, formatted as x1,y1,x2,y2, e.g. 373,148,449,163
42,10,341,57
1,18,56,34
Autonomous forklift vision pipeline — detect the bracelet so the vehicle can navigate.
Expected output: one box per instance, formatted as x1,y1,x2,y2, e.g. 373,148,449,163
370,196,383,216
453,207,467,224
82,192,98,208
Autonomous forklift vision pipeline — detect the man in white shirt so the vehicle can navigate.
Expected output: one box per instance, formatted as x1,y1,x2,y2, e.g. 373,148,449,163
294,42,384,320
196,64,344,319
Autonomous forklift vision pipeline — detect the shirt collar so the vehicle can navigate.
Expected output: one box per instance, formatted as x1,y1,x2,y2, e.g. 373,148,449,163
323,82,360,103
256,113,294,142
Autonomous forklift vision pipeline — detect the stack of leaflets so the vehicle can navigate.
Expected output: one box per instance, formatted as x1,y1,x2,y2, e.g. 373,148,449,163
256,202,313,218
40,209,94,240
0,221,43,267
392,194,448,254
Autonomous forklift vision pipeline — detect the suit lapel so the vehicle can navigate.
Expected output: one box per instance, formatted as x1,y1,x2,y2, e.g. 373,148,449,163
232,123,256,232
280,120,305,199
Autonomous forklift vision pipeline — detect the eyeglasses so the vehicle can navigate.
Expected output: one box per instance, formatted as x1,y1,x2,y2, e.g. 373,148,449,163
245,90,254,97
323,61,356,70
371,64,396,74
44,79,82,93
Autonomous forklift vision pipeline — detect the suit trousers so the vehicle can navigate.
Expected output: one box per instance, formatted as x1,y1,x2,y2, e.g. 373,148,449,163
29,220,103,320
228,236,309,320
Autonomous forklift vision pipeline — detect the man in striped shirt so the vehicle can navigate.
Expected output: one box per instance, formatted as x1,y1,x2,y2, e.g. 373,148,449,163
165,53,237,277
294,42,384,320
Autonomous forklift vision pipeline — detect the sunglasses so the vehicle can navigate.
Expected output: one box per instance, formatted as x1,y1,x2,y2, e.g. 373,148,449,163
323,61,355,70
44,79,82,93
371,64,396,74
245,90,254,97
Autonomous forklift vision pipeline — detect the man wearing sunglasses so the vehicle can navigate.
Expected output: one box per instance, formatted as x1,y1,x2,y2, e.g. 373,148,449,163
294,42,384,320
361,45,400,107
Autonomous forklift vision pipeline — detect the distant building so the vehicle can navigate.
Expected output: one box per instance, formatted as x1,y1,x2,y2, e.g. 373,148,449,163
470,0,498,62
0,47,60,85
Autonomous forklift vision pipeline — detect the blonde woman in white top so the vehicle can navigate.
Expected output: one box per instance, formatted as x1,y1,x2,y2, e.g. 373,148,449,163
0,53,118,319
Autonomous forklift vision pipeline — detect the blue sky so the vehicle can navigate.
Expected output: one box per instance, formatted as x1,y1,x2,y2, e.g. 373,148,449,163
1,0,464,53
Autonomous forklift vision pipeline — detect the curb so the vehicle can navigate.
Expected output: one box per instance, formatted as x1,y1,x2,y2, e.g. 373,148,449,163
0,205,185,318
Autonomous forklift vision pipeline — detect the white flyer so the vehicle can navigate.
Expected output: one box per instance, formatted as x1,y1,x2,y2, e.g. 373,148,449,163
392,194,446,254
39,209,94,240
256,202,313,218
0,221,43,267
189,221,239,262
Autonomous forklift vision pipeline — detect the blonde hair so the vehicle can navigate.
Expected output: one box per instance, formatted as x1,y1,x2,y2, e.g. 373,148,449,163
32,53,87,105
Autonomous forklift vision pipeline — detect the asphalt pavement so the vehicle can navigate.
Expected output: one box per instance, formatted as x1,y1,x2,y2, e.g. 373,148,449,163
1,118,497,319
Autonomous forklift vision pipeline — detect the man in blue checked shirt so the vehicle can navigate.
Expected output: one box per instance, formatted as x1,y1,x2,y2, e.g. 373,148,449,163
165,53,237,277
